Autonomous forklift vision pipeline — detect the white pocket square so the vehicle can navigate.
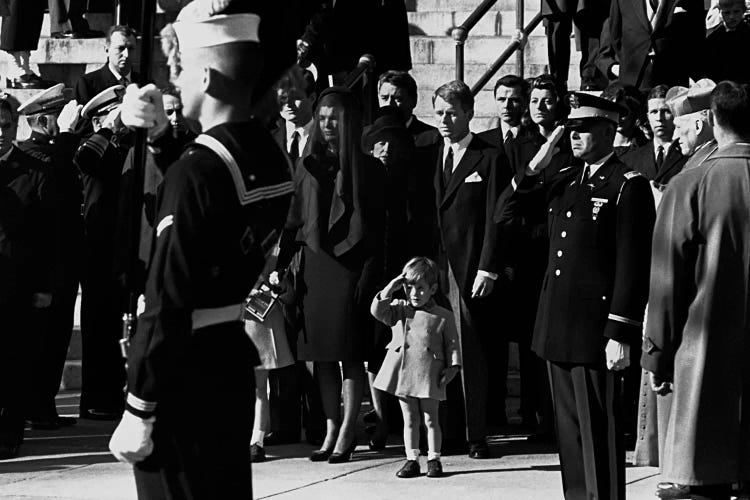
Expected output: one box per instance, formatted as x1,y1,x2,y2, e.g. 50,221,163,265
674,6,686,13
464,172,483,183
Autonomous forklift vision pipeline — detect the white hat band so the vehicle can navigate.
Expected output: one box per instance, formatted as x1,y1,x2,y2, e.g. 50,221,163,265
173,13,260,50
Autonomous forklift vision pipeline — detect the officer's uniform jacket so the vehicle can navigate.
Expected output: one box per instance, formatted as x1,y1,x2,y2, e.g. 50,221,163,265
0,146,54,301
500,154,655,364
124,121,294,419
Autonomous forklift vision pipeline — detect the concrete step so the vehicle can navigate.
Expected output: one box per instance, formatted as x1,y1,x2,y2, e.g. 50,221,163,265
411,62,570,90
41,13,113,35
61,360,81,391
410,0,542,12
408,9,541,37
411,35,549,66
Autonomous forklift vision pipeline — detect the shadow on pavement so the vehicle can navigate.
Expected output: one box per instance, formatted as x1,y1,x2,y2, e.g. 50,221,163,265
0,452,118,474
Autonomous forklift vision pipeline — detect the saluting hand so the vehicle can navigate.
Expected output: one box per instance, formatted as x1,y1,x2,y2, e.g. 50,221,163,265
605,339,630,371
109,411,155,464
57,100,82,133
527,125,565,175
120,83,169,141
381,274,406,299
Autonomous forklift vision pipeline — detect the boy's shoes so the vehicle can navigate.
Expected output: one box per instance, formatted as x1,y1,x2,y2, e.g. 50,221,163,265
0,444,19,460
250,443,266,463
426,459,443,478
396,460,421,478
468,440,490,459
655,482,690,499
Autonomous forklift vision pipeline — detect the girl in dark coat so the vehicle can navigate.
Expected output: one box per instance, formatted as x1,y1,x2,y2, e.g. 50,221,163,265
277,87,385,462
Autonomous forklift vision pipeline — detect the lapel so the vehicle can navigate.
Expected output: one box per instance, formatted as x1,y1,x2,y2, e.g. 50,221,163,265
440,138,483,209
654,145,683,182
630,0,652,32
652,0,677,34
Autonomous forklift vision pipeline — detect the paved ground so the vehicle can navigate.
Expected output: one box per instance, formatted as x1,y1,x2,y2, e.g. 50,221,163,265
0,391,664,500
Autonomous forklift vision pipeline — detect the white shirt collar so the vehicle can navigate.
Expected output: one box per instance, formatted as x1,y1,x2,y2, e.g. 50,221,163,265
109,65,132,83
653,140,672,159
585,151,615,178
500,122,520,139
443,132,473,172
285,118,314,155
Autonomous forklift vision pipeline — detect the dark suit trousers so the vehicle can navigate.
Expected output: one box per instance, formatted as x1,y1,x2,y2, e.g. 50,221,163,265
268,361,325,439
0,298,31,446
544,9,606,89
48,0,88,33
443,265,488,442
0,0,45,52
548,361,625,500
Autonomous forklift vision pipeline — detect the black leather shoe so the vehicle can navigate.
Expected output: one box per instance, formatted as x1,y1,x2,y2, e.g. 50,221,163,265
426,459,443,478
309,447,334,462
0,444,19,460
80,408,122,421
250,443,266,463
468,440,490,459
7,73,54,90
396,459,420,478
328,440,357,463
363,409,378,424
655,482,691,499
51,31,74,38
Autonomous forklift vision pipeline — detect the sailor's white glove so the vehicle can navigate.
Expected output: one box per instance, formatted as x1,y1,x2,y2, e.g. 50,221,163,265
109,410,155,464
605,339,630,371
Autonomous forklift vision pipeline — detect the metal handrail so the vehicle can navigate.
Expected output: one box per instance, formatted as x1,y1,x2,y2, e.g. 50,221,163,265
453,0,543,96
471,12,543,95
344,54,376,125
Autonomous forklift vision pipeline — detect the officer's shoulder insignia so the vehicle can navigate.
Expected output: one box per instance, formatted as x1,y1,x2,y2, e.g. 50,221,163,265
559,166,574,173
624,171,642,180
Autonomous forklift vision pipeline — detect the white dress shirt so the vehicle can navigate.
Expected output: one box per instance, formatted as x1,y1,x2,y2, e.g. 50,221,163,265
285,119,314,158
109,65,132,85
585,151,616,181
501,122,520,140
442,132,473,173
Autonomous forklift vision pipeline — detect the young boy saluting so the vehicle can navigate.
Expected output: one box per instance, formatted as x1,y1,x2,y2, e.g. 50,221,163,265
371,257,461,478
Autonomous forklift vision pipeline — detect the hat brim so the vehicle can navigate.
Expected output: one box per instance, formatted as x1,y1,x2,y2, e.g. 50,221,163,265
362,124,413,151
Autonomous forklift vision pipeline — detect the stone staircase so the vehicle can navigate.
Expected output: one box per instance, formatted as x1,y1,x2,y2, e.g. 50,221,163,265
5,3,570,391
407,0,581,132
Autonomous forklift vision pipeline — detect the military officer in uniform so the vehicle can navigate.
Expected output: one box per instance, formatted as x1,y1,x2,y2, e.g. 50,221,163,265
75,85,132,421
497,92,655,500
0,97,54,458
108,2,294,498
16,86,84,429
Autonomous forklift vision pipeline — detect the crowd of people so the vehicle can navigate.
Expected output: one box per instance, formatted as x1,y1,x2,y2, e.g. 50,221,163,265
0,0,749,499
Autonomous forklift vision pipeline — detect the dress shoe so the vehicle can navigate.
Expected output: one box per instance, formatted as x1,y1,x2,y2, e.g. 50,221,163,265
250,443,266,463
79,408,123,421
363,409,378,424
396,459,420,478
51,31,74,38
263,431,300,446
655,482,691,499
468,440,490,459
328,439,357,463
7,73,54,90
426,459,443,478
309,447,334,462
0,443,19,460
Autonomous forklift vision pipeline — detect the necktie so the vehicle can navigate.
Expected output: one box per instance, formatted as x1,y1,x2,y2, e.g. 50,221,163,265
504,130,513,145
119,76,129,87
656,145,664,170
443,147,454,188
289,131,300,164
581,164,591,185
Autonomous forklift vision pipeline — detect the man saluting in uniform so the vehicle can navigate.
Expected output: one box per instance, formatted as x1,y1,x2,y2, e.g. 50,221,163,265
498,92,655,500
108,1,294,498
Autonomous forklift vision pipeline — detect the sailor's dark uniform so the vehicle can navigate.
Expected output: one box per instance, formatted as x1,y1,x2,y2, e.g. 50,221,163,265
126,121,293,499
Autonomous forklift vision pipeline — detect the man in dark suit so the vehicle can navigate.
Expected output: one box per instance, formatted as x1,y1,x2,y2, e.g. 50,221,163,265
598,0,705,90
621,84,687,186
0,98,55,458
74,26,138,106
477,75,530,159
432,80,513,459
273,69,317,167
498,92,655,499
377,70,439,147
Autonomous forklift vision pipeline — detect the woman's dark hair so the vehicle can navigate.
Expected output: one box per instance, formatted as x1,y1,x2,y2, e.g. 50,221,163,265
310,87,363,159
527,74,569,125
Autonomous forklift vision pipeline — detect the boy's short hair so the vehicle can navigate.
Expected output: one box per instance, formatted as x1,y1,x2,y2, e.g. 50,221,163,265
711,80,750,137
718,0,744,8
432,80,474,112
402,257,439,287
494,74,529,100
647,84,669,100
378,70,418,104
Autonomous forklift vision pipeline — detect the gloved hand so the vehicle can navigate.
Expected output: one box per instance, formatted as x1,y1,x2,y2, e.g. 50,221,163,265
109,410,156,464
120,83,169,141
605,339,630,371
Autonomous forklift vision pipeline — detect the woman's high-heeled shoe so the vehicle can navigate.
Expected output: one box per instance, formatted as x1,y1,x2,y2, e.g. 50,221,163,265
328,439,357,463
309,447,334,462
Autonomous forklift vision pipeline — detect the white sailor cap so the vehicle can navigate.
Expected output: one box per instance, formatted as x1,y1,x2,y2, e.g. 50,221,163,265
81,85,126,119
17,83,66,116
172,2,260,51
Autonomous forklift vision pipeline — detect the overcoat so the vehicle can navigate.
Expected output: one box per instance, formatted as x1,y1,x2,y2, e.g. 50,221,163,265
372,296,461,400
641,143,750,485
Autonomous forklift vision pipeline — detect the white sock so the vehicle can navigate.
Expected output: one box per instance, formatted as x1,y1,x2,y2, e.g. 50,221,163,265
251,429,265,447
427,451,441,461
6,52,24,79
405,448,420,461
19,51,31,74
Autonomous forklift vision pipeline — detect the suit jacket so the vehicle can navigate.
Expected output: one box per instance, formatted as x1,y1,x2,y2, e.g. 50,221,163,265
271,118,314,171
433,134,512,299
598,0,704,89
74,65,139,105
477,124,534,159
406,118,441,259
408,117,440,148
620,141,687,185
371,295,461,400
499,155,655,364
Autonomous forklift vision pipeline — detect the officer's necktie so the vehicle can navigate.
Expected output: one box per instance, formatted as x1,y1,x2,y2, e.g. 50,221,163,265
656,145,664,171
443,146,454,188
289,131,300,164
119,76,129,87
581,164,591,185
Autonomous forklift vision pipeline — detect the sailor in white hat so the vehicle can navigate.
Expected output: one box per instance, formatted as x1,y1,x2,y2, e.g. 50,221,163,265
109,2,294,498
